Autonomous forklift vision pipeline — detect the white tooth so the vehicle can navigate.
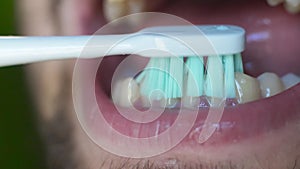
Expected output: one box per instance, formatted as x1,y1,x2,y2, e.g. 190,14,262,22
141,95,179,109
103,0,132,22
267,0,285,6
235,72,261,104
103,0,146,21
284,0,300,13
140,90,164,108
127,0,145,13
112,77,140,107
183,96,200,109
140,96,151,108
257,72,285,98
160,98,180,109
281,73,300,89
103,0,169,22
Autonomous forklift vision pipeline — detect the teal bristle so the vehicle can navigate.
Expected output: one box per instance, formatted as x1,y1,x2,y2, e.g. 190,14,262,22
185,56,204,97
136,54,244,102
223,54,236,98
135,57,184,100
205,55,224,98
234,53,244,73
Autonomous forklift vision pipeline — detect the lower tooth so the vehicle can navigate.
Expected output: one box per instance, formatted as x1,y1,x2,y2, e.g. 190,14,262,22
140,96,151,108
183,96,200,109
257,72,284,98
112,77,140,107
161,98,180,109
140,97,179,109
281,73,300,89
234,72,261,104
140,91,164,108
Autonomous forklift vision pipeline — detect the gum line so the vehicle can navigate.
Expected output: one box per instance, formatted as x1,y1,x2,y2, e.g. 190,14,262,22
132,96,239,110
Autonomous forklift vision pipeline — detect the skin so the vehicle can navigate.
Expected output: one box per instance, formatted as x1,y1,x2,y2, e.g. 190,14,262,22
15,0,300,169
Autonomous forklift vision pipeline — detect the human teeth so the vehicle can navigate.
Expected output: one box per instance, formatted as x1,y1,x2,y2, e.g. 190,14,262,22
284,0,300,13
141,93,180,108
138,96,150,108
281,73,300,89
183,96,200,109
267,0,285,6
161,98,180,109
103,0,168,22
257,72,284,98
103,0,138,22
140,91,164,108
141,97,179,109
112,77,140,107
266,0,300,13
234,72,261,104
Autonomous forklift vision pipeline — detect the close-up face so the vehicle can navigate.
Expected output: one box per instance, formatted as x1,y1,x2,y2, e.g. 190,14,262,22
15,0,300,169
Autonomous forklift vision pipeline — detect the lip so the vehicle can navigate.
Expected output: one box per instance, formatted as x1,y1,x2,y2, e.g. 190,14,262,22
93,57,300,145
73,0,300,159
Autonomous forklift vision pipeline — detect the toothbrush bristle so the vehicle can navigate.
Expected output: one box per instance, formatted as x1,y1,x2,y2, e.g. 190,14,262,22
136,57,184,100
223,55,236,98
205,55,225,98
234,53,244,73
135,54,244,103
185,56,204,97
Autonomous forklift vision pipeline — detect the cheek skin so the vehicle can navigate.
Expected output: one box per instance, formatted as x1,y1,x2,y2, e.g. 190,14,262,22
16,0,58,36
17,0,300,168
25,60,75,123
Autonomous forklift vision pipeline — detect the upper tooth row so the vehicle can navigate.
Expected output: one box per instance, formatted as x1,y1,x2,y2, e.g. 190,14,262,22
112,72,300,108
103,0,145,22
103,0,300,23
103,0,168,22
267,0,300,13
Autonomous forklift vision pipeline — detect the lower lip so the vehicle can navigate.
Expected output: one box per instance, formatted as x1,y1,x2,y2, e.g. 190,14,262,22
82,56,300,146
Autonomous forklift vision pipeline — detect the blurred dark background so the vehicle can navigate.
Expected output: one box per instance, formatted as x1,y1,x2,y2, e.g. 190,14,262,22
0,1,45,168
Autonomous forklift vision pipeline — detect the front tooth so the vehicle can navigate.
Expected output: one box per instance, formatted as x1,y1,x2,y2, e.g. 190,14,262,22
183,96,200,109
161,98,180,109
281,73,300,89
267,0,285,6
284,0,300,13
140,90,164,108
257,72,284,98
103,0,168,22
103,0,138,21
112,77,140,107
234,72,261,104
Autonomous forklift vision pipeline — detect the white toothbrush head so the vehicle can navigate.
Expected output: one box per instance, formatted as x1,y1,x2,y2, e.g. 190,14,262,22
0,25,245,66
133,25,245,57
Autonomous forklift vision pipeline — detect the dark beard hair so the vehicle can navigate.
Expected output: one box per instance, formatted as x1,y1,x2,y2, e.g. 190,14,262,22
32,67,81,169
39,109,78,169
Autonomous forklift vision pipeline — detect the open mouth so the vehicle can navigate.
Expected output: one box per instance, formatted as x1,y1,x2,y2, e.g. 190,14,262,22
72,0,300,167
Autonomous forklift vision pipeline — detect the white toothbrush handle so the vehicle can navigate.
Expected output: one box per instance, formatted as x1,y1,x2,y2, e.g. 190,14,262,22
0,25,245,67
0,35,131,67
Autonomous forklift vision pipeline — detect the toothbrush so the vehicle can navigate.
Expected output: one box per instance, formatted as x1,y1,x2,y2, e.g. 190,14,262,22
0,25,245,67
131,25,245,101
0,25,245,101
